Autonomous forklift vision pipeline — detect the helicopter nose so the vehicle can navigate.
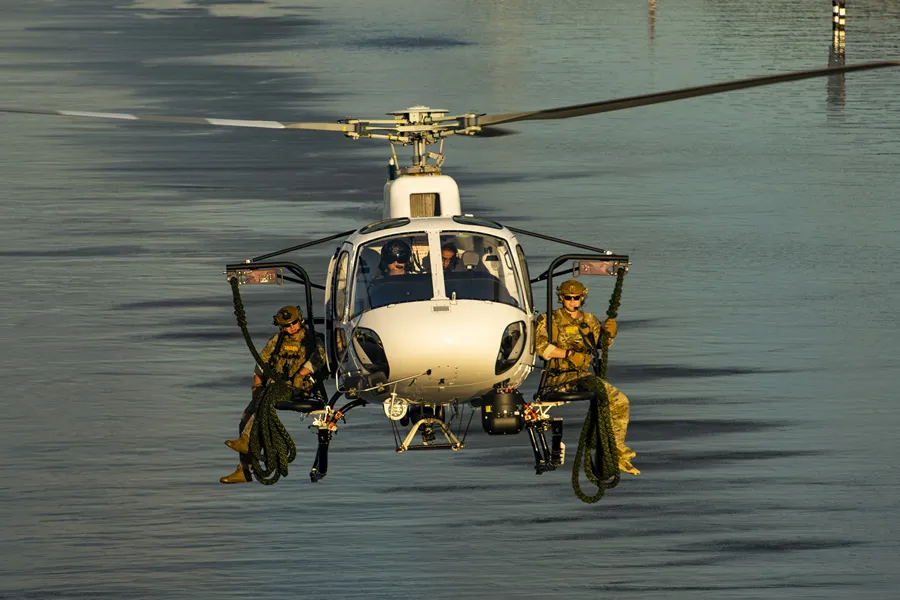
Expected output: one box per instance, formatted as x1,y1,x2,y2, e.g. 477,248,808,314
353,301,530,388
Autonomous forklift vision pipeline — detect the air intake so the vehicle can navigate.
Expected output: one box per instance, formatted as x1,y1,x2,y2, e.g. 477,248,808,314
410,193,441,217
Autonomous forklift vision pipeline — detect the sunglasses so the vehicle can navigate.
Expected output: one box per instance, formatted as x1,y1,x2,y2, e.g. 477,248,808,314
390,259,407,265
562,295,582,301
282,319,300,327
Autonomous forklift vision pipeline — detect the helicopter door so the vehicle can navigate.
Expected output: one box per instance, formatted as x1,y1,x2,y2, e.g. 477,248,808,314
515,244,534,313
325,247,351,375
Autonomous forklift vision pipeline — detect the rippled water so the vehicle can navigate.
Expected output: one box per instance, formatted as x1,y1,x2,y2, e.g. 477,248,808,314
2,1,899,598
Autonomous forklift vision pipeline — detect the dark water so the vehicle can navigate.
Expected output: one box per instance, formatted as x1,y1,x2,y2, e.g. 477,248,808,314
1,1,899,598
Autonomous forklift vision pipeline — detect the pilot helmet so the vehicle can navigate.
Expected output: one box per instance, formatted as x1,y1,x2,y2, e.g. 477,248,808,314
273,305,303,327
557,279,588,302
379,239,412,271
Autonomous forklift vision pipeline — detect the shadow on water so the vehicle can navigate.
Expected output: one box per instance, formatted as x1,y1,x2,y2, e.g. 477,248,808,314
613,364,791,383
151,329,246,342
0,245,149,257
630,418,783,441
115,297,230,310
352,36,472,50
678,538,865,554
645,449,820,471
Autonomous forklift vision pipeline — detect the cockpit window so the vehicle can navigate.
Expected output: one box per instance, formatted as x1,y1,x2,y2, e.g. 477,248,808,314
439,232,523,308
351,232,433,317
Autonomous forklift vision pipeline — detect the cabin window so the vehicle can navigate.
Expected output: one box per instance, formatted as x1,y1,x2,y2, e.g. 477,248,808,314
359,217,410,234
334,250,350,321
438,232,524,309
410,193,440,217
351,232,433,317
516,244,534,311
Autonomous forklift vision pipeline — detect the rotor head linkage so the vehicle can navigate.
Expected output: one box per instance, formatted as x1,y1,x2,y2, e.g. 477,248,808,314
339,106,483,175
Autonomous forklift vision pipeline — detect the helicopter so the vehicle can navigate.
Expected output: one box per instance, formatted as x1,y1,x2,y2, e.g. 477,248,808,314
4,60,898,491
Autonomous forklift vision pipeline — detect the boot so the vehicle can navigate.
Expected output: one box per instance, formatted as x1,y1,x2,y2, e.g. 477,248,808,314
618,446,637,462
619,459,640,476
225,431,249,454
225,415,254,454
219,464,251,484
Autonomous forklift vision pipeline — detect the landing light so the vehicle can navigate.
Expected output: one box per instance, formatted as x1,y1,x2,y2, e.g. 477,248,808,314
495,321,526,375
352,327,390,380
225,268,283,285
575,260,628,277
383,395,409,421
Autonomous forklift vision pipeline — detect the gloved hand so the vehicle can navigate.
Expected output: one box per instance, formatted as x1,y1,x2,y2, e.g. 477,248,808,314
603,318,617,339
292,373,314,391
567,351,591,368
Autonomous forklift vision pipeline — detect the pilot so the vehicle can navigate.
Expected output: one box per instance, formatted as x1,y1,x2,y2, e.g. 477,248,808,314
440,242,460,272
534,279,639,476
378,239,412,276
219,305,324,484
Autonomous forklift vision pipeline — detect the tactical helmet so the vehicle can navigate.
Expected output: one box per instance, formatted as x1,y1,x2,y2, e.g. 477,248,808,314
556,279,588,302
379,239,412,271
273,305,303,327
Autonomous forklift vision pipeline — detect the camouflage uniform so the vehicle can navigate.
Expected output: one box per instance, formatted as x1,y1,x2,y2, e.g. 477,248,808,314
535,307,637,471
258,329,315,389
228,330,326,481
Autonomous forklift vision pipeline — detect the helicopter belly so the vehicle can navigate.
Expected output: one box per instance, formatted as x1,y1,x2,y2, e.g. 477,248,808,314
345,300,534,404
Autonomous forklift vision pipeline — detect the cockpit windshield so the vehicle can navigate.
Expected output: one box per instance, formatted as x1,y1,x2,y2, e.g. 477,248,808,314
351,232,433,317
439,232,523,309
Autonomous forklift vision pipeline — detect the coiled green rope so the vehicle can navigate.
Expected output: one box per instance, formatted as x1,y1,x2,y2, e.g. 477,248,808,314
571,267,626,503
228,276,297,485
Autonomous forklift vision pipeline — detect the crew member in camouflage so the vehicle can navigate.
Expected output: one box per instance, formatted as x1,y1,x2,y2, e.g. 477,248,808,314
219,305,326,484
534,279,639,475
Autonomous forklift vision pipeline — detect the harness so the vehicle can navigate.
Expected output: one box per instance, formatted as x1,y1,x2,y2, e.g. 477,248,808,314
546,311,597,379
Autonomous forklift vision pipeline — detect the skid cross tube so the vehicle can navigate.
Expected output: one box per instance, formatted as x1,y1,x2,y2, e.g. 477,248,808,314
396,417,464,452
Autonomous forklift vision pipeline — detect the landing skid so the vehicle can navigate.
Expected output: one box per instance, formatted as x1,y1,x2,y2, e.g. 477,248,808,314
395,417,464,452
389,403,474,453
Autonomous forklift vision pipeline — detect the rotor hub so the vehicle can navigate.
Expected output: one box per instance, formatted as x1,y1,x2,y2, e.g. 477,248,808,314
339,106,484,174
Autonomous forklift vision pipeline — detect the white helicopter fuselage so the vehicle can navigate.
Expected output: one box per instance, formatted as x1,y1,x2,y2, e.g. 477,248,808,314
323,175,537,407
348,299,533,404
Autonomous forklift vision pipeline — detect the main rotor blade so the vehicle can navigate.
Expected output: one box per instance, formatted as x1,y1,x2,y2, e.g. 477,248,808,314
477,60,900,126
0,106,351,132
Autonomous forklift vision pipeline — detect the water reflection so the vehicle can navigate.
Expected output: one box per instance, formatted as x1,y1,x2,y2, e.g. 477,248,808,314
2,1,900,599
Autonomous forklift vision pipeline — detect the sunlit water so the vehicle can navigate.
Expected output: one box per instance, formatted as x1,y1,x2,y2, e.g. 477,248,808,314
1,1,899,598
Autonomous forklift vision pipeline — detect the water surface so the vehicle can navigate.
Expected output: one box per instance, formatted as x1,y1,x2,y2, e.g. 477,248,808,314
1,1,899,598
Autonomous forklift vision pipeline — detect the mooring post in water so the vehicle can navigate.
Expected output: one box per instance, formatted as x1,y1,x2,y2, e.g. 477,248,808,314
827,0,847,110
832,0,846,32
831,0,846,63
